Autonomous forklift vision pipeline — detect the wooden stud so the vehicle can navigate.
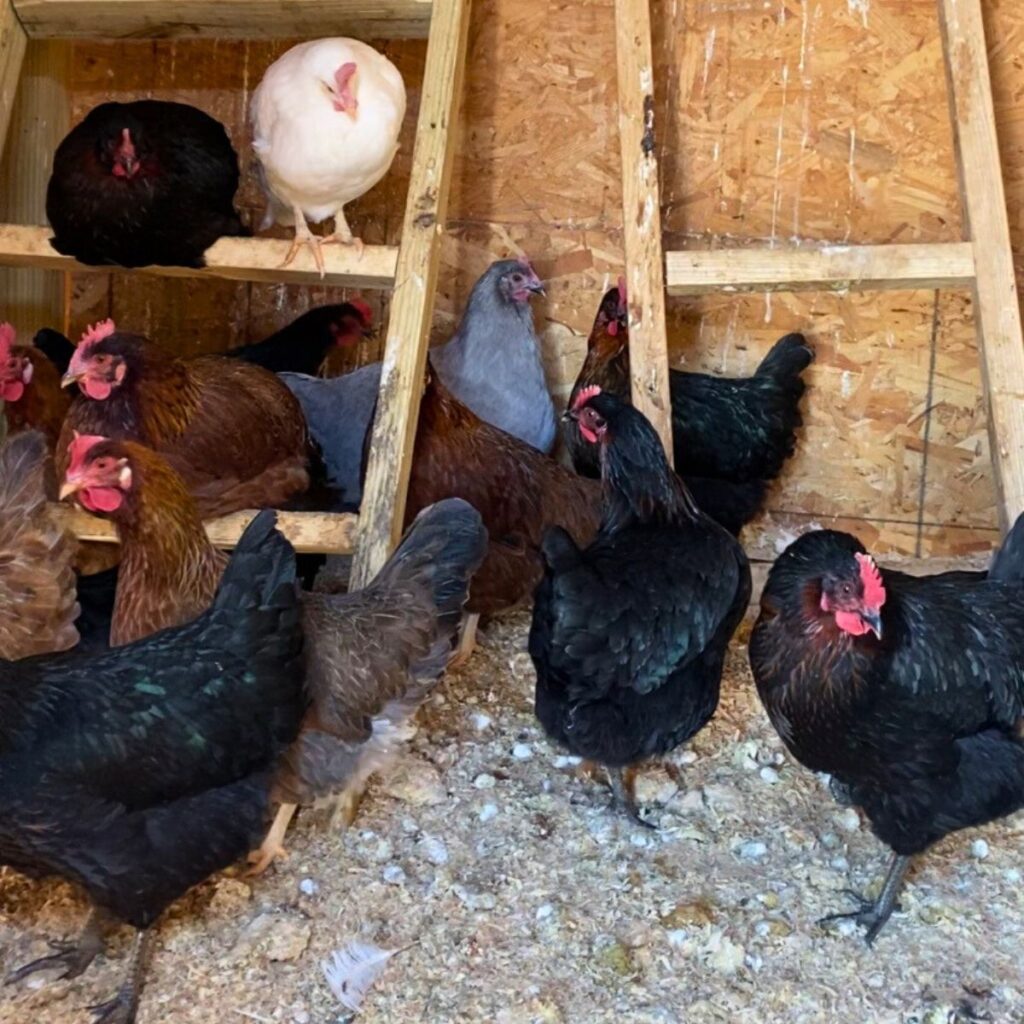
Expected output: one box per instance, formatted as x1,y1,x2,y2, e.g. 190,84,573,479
938,0,1024,530
0,225,400,289
615,0,673,464
52,504,358,555
665,242,977,296
0,40,70,336
13,0,433,40
0,0,27,162
350,0,472,588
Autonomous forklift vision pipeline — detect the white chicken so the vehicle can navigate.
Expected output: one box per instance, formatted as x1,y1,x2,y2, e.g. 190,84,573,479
251,38,406,275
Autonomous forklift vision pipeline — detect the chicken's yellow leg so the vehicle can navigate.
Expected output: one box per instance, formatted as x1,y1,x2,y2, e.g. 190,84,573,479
247,802,297,876
322,207,365,260
281,204,325,278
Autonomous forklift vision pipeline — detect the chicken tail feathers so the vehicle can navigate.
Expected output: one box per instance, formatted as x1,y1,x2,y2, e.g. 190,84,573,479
754,332,814,389
989,510,1024,584
0,431,50,514
210,508,299,621
375,498,488,635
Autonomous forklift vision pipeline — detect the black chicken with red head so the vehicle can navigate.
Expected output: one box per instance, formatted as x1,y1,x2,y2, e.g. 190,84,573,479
749,523,1024,943
47,100,247,269
530,387,750,825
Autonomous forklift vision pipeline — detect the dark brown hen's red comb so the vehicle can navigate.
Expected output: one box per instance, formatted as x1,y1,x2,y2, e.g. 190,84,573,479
66,432,109,476
855,552,886,609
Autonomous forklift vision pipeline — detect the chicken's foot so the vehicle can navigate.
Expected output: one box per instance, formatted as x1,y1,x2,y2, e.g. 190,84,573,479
819,853,911,945
608,765,656,829
281,204,326,278
247,802,297,876
88,928,153,1024
448,613,480,669
6,908,109,984
322,208,365,261
328,783,364,831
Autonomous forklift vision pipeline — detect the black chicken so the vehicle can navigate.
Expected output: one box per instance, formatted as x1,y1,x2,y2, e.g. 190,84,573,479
566,281,813,483
47,101,247,269
227,301,375,375
749,522,1024,943
530,387,751,824
32,328,75,377
0,511,305,1023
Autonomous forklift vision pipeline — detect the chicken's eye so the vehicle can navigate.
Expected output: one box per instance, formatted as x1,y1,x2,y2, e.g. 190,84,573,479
839,582,854,597
511,274,523,284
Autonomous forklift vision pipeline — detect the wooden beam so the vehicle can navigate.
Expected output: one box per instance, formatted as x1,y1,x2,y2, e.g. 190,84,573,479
52,504,358,555
0,0,27,163
13,0,433,39
665,243,977,295
0,225,399,289
938,0,1024,531
615,0,673,464
0,41,70,337
351,0,471,588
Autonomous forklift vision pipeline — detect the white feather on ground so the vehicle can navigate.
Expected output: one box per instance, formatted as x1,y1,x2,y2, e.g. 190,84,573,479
321,941,403,1012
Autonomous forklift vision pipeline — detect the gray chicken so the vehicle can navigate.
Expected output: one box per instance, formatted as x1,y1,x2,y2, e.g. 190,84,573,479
280,258,554,510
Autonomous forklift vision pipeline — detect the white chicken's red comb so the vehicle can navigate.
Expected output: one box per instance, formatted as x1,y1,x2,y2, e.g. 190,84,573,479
0,322,14,359
855,552,886,609
572,384,602,412
78,319,117,353
66,431,109,476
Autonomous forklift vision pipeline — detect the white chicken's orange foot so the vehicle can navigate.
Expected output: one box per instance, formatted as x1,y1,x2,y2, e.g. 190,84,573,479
280,233,326,279
321,233,365,262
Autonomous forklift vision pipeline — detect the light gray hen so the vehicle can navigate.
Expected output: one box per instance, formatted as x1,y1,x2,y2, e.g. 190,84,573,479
249,497,488,872
279,258,554,511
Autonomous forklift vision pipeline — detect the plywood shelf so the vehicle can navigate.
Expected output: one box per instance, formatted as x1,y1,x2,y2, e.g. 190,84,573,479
52,503,358,555
665,243,977,296
0,224,400,289
12,0,434,40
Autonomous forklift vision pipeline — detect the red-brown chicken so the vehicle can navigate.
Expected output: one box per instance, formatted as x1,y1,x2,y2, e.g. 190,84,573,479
0,323,71,450
59,434,227,646
0,431,80,660
57,320,310,519
404,374,601,616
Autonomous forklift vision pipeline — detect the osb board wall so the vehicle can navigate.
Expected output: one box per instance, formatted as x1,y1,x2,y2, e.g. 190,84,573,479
27,0,1024,559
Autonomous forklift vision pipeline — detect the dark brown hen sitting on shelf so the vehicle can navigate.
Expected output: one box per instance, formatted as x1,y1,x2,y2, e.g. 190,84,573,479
56,319,310,519
47,100,248,269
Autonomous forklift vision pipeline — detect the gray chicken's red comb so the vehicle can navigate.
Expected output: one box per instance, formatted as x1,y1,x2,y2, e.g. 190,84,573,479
572,384,602,412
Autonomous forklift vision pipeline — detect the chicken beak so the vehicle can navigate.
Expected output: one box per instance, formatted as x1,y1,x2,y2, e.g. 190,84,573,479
862,610,883,641
528,280,547,297
59,478,83,501
60,369,81,390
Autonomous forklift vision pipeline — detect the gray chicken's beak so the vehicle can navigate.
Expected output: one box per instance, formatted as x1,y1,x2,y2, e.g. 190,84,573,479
528,280,547,297
862,610,883,640
60,370,81,390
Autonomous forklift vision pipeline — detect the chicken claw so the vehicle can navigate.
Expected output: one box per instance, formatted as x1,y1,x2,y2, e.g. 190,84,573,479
608,765,657,829
447,612,480,669
818,853,911,945
247,802,297,876
6,909,108,985
87,930,152,1024
322,209,365,262
281,205,326,279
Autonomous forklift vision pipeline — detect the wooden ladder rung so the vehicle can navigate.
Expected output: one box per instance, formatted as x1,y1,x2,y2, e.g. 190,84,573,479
51,503,359,555
665,242,977,296
0,225,400,289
